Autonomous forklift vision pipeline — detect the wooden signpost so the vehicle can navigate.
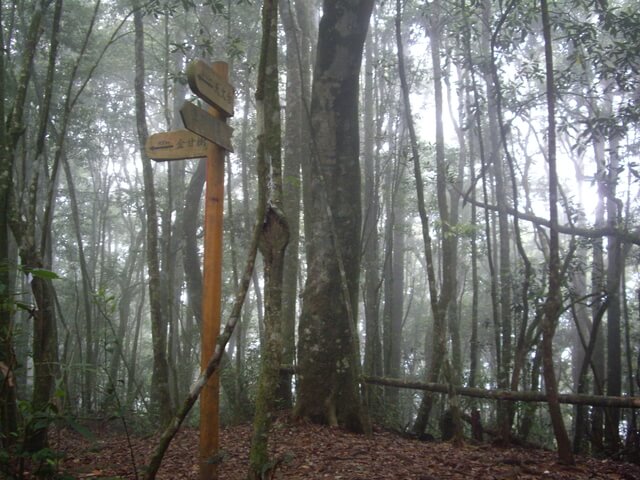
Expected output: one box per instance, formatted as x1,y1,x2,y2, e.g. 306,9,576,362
145,59,234,480
145,129,209,161
186,59,235,116
180,102,234,152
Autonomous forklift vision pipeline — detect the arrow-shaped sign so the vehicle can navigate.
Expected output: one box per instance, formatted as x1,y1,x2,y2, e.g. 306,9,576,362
145,129,210,161
180,101,234,152
187,59,235,117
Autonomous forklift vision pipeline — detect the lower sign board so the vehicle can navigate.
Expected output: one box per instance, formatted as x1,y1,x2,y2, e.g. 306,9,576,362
180,101,234,152
145,129,209,161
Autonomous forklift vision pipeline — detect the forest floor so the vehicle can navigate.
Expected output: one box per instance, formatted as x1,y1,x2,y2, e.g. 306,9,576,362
12,414,640,479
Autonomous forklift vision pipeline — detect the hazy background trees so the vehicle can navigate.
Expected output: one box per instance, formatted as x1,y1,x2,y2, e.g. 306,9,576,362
1,0,640,465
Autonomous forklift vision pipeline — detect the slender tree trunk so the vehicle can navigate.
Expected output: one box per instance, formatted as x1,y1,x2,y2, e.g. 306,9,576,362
107,228,143,406
126,266,146,409
403,0,456,436
590,136,607,454
248,1,289,476
362,31,384,420
132,0,172,424
540,0,574,463
460,0,481,390
483,0,513,440
277,0,309,408
605,132,622,452
382,157,405,418
429,0,462,441
570,245,592,453
3,0,60,453
61,153,97,411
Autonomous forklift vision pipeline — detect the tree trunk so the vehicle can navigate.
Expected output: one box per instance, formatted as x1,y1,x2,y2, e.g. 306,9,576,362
605,132,622,453
402,0,454,437
0,0,18,445
362,31,384,420
248,0,290,477
2,0,60,452
482,0,513,440
540,0,574,463
382,157,405,419
61,152,97,411
295,0,374,433
132,0,172,425
277,0,310,409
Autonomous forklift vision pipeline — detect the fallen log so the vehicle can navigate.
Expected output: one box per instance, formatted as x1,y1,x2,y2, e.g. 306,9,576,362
279,366,640,408
363,375,640,409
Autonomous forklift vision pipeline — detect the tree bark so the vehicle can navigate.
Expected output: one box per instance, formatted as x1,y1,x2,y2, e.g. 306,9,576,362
397,0,452,437
540,0,574,464
484,0,514,440
132,0,172,425
295,0,374,433
248,0,290,476
382,156,405,418
277,0,310,409
3,0,60,453
605,133,622,453
362,31,384,420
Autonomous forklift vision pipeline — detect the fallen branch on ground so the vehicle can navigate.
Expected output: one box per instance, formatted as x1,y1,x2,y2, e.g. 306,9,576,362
143,219,262,480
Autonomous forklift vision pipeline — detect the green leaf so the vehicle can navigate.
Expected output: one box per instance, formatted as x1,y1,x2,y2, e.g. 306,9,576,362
29,268,60,280
15,301,34,313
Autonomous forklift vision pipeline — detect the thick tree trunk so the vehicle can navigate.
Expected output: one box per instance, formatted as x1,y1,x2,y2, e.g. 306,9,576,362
295,0,374,433
0,10,18,446
18,260,59,454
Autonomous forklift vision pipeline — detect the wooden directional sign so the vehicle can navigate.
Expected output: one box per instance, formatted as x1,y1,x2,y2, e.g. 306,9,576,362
145,129,209,161
180,101,234,152
187,59,235,117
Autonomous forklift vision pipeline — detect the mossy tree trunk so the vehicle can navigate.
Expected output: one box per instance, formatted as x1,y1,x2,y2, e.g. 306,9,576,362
2,0,61,453
294,0,374,434
248,0,289,477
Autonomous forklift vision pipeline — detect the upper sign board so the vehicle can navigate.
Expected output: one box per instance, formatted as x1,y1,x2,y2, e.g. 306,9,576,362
180,101,234,152
187,60,235,117
145,129,209,161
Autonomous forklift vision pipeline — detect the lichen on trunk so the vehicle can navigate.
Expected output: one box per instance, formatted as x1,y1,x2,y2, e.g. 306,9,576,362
248,0,290,477
294,0,374,434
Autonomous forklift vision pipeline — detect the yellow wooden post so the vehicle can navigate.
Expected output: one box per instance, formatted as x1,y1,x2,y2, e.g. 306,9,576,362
147,58,233,480
199,61,228,480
